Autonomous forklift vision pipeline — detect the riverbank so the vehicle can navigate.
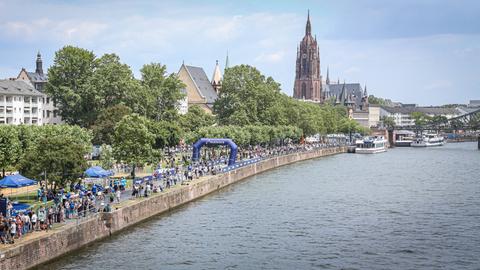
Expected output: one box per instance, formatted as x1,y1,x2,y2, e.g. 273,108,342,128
0,146,346,270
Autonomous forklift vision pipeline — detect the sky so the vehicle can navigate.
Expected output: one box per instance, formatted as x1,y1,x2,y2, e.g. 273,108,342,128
0,0,479,105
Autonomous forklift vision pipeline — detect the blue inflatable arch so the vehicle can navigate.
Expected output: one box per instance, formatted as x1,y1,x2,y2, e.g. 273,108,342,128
192,138,238,166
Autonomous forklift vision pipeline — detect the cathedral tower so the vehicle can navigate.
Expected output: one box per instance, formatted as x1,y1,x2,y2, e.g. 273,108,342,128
293,11,322,102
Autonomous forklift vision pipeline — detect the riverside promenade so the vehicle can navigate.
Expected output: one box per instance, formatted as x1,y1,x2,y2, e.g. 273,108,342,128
0,146,346,270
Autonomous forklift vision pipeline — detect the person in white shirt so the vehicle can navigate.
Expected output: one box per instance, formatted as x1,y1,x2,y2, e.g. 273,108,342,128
10,220,16,241
31,213,38,231
115,189,121,203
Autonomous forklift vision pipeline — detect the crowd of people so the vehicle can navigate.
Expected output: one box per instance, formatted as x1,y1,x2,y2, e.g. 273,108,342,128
1,141,346,245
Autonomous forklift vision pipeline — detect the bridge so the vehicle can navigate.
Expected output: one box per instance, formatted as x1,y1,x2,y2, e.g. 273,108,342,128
389,108,480,149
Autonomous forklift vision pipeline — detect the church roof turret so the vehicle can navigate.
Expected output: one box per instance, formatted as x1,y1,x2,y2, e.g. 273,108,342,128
212,60,222,85
35,51,43,75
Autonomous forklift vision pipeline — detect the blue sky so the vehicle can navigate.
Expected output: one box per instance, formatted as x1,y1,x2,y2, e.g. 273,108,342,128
0,0,479,105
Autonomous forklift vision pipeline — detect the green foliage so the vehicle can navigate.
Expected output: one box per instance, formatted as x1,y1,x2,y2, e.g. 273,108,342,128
381,116,396,129
88,53,143,114
20,125,92,187
148,120,182,149
340,118,368,135
113,114,155,178
411,112,431,126
429,115,448,125
214,65,283,126
91,104,132,145
46,46,97,127
0,126,21,176
140,63,185,122
180,105,216,133
368,95,387,106
214,65,349,136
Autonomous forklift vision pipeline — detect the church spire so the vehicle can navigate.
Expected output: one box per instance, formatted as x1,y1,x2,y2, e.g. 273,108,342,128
364,84,368,97
305,10,311,36
340,81,347,103
225,50,230,71
326,66,330,85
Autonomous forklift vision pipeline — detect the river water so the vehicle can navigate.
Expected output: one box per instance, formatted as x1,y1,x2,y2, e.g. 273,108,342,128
39,143,480,270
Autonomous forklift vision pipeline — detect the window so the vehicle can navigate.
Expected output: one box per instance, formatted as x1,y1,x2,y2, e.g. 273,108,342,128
47,97,50,104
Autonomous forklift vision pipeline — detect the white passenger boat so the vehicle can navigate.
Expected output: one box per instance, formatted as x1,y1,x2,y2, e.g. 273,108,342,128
411,134,445,147
355,136,387,154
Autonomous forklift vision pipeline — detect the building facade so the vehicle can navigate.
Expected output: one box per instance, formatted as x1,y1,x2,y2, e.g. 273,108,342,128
293,12,322,102
177,63,219,114
0,80,45,125
16,52,63,124
379,106,461,127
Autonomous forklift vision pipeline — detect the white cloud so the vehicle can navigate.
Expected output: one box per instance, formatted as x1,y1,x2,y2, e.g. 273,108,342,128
1,18,108,43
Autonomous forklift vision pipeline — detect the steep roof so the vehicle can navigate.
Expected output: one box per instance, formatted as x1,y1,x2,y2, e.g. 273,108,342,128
0,80,44,96
26,71,47,83
184,65,218,104
211,61,222,85
325,83,363,107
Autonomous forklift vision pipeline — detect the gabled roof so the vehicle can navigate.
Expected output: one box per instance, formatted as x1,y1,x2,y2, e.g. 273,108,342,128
325,83,363,107
183,65,218,104
0,80,44,96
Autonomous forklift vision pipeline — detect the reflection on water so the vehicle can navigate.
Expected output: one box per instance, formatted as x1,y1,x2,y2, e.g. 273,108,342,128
38,143,480,270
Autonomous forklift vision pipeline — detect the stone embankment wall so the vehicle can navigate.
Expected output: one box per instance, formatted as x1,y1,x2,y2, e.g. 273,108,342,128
0,147,346,270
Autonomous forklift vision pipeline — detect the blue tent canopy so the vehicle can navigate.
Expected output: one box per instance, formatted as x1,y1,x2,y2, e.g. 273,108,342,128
85,166,114,178
0,174,37,188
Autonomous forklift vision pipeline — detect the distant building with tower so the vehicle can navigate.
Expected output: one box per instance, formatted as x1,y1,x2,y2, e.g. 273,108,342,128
0,52,62,125
293,12,371,127
293,11,322,102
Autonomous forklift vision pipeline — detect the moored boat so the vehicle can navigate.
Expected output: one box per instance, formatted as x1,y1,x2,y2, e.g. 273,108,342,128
355,136,387,154
411,134,445,147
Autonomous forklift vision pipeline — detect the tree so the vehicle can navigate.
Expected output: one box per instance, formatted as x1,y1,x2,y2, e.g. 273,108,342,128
411,112,429,127
180,105,216,132
214,65,283,126
88,53,144,114
99,144,115,170
46,46,97,127
0,126,21,177
21,125,92,188
113,114,155,178
140,63,185,122
91,104,132,145
381,116,396,130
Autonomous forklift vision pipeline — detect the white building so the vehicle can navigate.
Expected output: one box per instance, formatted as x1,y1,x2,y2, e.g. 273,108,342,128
380,106,461,127
16,52,63,124
0,80,45,125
